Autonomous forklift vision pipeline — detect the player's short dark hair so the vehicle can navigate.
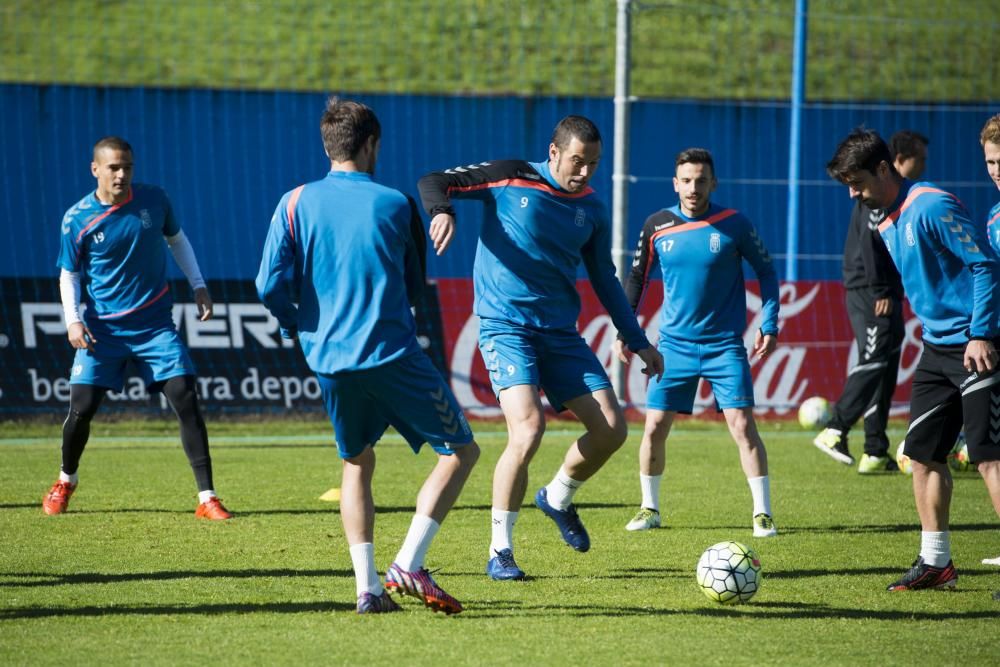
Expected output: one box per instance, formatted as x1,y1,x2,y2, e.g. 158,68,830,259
888,130,929,160
321,98,381,161
981,114,1000,146
551,115,601,149
826,128,895,182
675,148,715,177
93,136,133,159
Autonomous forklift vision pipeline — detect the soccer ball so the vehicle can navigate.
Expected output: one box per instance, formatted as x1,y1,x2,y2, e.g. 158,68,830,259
895,440,913,475
696,541,762,604
948,433,976,473
798,396,831,429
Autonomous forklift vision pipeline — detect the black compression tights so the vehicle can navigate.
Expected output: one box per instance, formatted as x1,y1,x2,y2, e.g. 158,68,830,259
61,378,214,492
61,384,106,475
162,375,214,492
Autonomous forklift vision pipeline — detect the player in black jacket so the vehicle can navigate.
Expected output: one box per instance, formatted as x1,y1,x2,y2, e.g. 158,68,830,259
813,131,928,472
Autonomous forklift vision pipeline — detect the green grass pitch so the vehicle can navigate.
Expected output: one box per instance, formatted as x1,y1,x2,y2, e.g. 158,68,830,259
2,419,998,666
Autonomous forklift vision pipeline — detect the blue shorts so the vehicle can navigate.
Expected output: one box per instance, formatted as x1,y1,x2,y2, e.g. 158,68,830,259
478,319,611,412
316,352,474,459
69,321,196,391
647,337,754,414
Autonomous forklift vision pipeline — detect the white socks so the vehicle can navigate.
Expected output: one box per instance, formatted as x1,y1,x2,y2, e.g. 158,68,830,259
640,474,661,512
59,471,78,484
349,543,382,596
920,531,951,567
490,509,518,556
747,475,771,517
393,514,440,572
197,490,218,504
544,467,583,511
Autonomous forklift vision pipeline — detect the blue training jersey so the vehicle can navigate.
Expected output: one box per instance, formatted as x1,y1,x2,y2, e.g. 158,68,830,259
256,170,426,375
988,202,1000,254
877,180,1000,345
56,183,179,328
417,159,651,351
622,203,780,343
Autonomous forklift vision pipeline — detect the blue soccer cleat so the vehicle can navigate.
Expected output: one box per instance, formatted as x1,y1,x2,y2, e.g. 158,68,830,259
486,548,526,581
534,487,590,552
356,590,401,614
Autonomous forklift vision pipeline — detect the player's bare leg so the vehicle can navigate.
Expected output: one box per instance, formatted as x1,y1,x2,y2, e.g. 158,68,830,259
493,385,546,512
487,385,544,580
626,409,674,531
532,389,627,552
724,407,775,537
912,460,952,532
560,388,629,480
977,460,1000,566
723,407,768,478
341,445,376,545
416,444,480,523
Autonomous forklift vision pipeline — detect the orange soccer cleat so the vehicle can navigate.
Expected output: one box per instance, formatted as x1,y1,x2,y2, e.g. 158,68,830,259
42,480,77,515
195,497,233,520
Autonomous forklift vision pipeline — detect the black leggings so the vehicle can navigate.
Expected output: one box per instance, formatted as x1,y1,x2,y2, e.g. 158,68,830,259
61,376,214,491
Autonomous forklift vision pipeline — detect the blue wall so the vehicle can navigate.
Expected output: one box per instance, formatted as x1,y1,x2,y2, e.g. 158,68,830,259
2,84,996,283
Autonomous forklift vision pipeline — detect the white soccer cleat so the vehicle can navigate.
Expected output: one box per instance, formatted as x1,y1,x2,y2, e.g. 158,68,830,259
625,507,661,531
752,513,777,538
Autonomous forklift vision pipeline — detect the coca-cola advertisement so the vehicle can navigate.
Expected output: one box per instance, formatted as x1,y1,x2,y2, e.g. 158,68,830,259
0,277,920,418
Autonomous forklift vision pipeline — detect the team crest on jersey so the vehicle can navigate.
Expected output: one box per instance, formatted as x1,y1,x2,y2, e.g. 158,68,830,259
709,232,721,253
139,209,153,229
574,207,586,227
94,231,105,244
904,223,915,247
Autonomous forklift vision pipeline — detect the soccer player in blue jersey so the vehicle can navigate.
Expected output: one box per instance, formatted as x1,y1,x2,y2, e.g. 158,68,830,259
981,114,1000,569
613,148,779,537
418,116,663,581
827,128,1000,591
257,99,479,614
44,137,232,520
983,115,1000,257
813,131,927,473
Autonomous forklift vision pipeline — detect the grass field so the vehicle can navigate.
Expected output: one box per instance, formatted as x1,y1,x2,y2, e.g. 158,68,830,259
1,0,996,100
2,418,999,666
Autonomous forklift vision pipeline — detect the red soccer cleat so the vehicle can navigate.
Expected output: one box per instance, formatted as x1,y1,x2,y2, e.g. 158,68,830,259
42,480,77,515
195,497,233,520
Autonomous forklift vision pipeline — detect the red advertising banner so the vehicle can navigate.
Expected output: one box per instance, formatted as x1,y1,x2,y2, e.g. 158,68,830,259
433,278,922,419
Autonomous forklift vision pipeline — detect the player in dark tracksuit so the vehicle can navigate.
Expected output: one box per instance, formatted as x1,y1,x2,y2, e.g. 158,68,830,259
828,128,1000,591
813,131,927,472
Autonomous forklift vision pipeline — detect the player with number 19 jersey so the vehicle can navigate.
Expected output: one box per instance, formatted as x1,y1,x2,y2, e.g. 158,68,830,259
57,183,178,331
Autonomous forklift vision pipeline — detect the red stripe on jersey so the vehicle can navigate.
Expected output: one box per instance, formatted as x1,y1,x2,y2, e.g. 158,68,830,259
75,188,135,245
989,211,1000,228
878,186,959,232
97,284,170,319
286,185,305,243
447,178,594,199
647,208,738,243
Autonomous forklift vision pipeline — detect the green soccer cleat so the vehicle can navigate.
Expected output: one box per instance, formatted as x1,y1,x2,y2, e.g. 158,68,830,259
813,428,854,465
625,507,661,532
857,454,899,474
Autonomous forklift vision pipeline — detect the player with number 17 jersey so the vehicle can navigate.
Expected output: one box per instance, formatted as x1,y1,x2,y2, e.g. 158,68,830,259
625,203,780,348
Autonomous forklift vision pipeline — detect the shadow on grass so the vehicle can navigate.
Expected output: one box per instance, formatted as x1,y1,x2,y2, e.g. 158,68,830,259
0,600,355,620
786,522,997,534
459,600,1000,621
0,567,353,587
